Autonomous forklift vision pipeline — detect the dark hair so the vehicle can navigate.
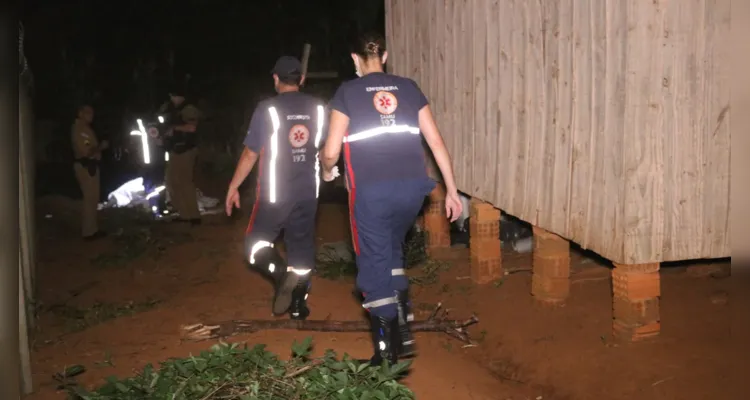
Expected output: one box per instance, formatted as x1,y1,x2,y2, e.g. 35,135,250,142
76,103,92,115
277,73,302,86
352,31,386,60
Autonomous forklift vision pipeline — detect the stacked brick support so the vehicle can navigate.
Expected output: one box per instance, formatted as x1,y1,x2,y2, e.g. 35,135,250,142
423,184,451,254
611,262,661,341
469,200,502,284
531,227,571,303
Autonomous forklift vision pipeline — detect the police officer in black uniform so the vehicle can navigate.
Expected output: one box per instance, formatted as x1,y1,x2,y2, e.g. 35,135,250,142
226,56,327,320
321,32,463,366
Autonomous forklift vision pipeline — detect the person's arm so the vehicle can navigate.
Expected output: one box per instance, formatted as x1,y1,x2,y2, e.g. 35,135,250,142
419,105,459,194
322,110,348,171
322,86,349,171
228,147,259,191
71,126,100,159
175,104,201,133
229,107,265,190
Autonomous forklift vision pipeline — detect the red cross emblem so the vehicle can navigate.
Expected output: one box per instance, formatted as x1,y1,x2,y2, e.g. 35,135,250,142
373,91,399,115
288,124,310,148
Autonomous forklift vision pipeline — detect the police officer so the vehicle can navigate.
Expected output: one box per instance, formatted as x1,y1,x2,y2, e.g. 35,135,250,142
321,32,463,366
158,85,203,225
225,56,327,320
71,104,108,240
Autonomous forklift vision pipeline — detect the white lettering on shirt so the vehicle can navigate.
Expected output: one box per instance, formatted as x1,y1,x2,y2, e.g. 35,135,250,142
287,115,311,120
365,86,399,92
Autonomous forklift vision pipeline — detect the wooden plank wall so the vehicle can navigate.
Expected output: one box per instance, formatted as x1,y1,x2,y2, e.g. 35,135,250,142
385,0,731,264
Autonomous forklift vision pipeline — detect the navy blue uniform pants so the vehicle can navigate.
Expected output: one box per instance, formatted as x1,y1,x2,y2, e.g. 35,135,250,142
349,178,436,319
244,198,318,272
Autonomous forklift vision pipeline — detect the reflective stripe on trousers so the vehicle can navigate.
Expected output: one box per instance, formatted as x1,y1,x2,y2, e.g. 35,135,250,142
360,268,406,310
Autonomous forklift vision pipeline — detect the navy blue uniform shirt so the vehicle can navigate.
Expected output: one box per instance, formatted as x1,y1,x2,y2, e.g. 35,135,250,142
328,72,429,187
244,91,326,203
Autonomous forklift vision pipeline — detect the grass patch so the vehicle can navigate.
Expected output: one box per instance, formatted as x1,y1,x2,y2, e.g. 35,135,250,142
316,229,450,286
48,299,161,332
63,338,414,399
91,208,194,268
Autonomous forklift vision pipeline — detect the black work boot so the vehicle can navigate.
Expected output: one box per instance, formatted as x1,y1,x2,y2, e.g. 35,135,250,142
247,245,298,316
368,314,400,367
396,290,416,357
273,269,311,316
289,281,311,320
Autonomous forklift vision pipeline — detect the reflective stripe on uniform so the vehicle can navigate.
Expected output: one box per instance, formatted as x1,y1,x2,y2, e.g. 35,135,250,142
314,105,325,198
267,107,281,203
342,125,420,143
362,295,398,310
392,268,405,276
287,267,312,276
249,240,274,264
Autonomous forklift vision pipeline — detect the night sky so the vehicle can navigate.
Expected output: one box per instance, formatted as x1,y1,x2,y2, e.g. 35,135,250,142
22,0,385,196
21,0,385,119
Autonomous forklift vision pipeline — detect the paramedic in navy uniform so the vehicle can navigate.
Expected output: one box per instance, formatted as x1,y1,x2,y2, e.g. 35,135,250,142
225,56,327,321
321,32,463,366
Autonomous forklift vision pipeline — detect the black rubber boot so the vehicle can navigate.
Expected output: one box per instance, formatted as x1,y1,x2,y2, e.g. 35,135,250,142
247,246,297,316
289,281,311,320
396,290,416,357
368,314,400,367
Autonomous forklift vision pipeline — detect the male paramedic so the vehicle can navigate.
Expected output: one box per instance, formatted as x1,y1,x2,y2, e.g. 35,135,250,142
225,56,327,320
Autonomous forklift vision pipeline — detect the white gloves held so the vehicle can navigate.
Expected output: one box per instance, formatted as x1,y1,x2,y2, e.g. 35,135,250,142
323,166,340,182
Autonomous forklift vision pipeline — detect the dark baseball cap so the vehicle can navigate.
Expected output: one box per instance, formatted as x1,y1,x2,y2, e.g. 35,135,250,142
271,56,302,77
167,82,186,97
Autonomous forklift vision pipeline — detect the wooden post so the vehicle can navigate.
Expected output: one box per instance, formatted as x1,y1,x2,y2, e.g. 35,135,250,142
469,200,502,284
611,263,661,341
300,43,312,84
18,255,32,395
531,227,571,304
19,81,35,328
423,184,451,254
17,46,35,395
2,28,22,398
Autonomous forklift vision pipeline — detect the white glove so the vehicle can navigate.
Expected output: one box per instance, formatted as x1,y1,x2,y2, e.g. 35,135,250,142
323,166,340,182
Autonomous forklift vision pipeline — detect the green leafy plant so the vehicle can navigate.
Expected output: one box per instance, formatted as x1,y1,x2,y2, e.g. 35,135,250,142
316,229,450,286
66,339,414,400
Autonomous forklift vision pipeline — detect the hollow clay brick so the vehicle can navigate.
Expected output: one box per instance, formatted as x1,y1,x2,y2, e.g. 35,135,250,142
531,226,571,302
611,263,661,341
468,200,502,284
531,275,570,302
470,202,501,223
613,321,661,341
611,270,661,300
470,220,500,240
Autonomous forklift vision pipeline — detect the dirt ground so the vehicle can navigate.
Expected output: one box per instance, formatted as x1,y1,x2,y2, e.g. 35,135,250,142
26,194,736,400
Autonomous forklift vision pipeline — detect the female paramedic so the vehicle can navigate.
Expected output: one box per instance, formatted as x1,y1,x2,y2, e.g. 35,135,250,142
321,32,463,366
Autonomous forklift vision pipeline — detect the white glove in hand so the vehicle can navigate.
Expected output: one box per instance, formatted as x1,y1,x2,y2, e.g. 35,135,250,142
323,166,340,182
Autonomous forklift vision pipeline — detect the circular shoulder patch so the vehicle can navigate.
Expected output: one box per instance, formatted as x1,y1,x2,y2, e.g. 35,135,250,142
373,91,399,115
288,124,310,148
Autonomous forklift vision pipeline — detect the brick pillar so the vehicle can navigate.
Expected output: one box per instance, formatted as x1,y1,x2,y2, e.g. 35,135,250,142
531,227,571,303
423,183,451,254
469,200,502,284
611,262,661,341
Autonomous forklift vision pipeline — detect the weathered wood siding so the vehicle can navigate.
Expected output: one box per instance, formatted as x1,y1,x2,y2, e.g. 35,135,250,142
385,0,731,264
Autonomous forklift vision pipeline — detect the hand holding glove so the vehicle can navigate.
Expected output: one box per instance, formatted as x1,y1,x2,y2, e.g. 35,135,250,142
322,166,340,182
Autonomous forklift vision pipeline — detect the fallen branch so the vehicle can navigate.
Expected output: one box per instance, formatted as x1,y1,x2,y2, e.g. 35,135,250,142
181,303,479,345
